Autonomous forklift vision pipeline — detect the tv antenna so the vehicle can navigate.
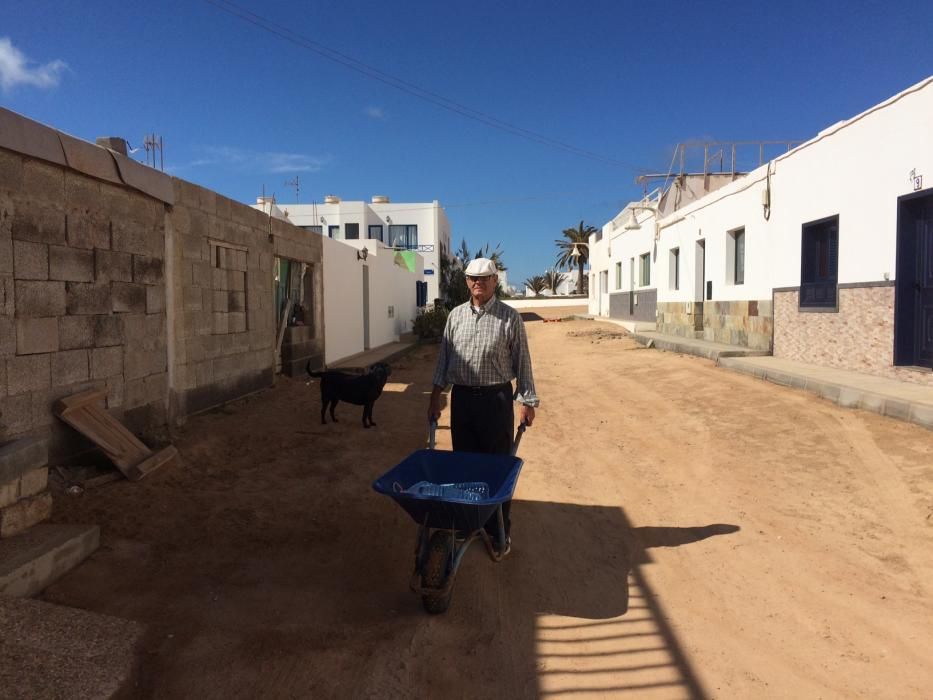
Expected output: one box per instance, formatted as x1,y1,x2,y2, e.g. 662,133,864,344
143,133,164,171
285,176,300,203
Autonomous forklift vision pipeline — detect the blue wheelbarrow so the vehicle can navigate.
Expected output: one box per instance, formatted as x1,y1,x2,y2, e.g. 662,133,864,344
372,421,527,614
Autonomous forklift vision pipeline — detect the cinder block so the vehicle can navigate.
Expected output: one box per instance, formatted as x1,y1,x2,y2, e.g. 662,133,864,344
51,349,89,385
229,312,246,334
65,282,111,315
106,374,124,408
183,285,202,312
58,315,94,349
228,269,245,291
0,480,17,510
11,209,66,245
146,284,165,313
112,220,160,258
94,249,133,283
13,240,48,280
228,291,246,313
0,149,24,190
64,171,101,211
18,467,48,500
0,524,101,597
0,490,52,538
14,280,66,317
94,315,123,346
16,317,59,355
213,289,228,312
212,266,226,290
23,160,64,201
0,436,48,485
112,282,146,313
66,212,110,250
6,354,51,395
0,394,33,435
132,255,163,285
181,233,204,260
49,245,94,282
90,346,123,379
213,312,228,335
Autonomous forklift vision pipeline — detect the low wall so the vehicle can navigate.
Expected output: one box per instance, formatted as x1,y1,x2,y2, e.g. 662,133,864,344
657,299,773,351
609,289,657,322
774,284,932,386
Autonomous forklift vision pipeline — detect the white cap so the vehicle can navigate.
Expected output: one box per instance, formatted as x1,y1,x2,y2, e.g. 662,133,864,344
464,258,497,276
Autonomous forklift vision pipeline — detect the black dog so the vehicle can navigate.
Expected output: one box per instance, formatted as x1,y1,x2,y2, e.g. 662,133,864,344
306,361,392,428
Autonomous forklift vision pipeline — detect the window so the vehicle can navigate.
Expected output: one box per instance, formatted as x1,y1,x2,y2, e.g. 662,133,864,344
345,223,360,240
670,248,680,290
368,225,383,241
639,253,651,287
328,225,339,239
800,215,839,309
300,225,323,235
388,225,418,249
615,262,622,290
728,228,745,285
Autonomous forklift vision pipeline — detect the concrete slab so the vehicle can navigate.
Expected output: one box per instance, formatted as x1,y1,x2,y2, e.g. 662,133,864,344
0,595,143,700
0,524,100,597
719,356,933,430
0,436,49,485
630,331,771,361
329,341,418,372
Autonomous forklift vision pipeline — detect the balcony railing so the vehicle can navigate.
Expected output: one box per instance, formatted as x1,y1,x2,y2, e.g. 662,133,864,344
390,243,434,253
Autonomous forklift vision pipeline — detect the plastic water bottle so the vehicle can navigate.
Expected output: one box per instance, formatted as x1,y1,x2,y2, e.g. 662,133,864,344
408,481,489,501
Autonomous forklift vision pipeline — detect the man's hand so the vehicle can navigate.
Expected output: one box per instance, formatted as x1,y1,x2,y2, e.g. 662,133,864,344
428,387,443,423
520,404,535,427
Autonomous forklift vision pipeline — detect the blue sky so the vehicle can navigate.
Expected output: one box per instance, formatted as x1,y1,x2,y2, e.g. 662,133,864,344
2,0,932,285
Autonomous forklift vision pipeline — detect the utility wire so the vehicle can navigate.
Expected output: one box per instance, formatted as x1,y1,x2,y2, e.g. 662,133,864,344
203,0,642,170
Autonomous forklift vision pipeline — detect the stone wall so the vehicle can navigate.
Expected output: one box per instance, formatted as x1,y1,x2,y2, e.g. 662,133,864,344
608,289,657,322
167,180,324,419
774,285,933,386
1,149,168,457
657,299,773,351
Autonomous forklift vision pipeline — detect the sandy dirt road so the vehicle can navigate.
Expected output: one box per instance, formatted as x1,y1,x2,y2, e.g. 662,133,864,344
46,309,933,699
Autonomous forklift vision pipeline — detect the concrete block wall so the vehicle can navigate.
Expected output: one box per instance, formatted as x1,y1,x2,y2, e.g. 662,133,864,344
0,437,51,538
1,148,168,456
167,180,324,419
774,286,933,386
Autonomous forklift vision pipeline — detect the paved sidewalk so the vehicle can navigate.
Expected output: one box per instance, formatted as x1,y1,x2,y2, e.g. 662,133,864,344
619,326,933,430
329,340,418,371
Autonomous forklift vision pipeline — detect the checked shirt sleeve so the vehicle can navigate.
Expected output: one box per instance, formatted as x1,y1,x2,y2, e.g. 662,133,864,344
510,313,539,407
431,311,454,388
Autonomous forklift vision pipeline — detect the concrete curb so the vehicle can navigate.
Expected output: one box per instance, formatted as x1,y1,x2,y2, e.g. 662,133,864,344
718,358,933,430
630,332,771,361
0,524,100,597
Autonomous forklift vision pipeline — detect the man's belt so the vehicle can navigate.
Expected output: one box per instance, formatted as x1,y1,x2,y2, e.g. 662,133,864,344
453,381,512,394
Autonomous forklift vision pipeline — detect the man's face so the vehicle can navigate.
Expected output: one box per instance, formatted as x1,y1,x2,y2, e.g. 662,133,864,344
466,273,497,304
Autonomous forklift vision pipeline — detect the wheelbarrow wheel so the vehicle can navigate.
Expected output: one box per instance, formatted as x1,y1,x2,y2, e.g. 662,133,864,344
421,530,453,614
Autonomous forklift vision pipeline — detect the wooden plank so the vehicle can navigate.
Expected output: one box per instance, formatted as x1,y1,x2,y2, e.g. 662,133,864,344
53,389,108,415
127,446,177,481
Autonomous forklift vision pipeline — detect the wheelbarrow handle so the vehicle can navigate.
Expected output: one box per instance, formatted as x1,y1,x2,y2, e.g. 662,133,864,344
511,420,529,457
428,420,438,450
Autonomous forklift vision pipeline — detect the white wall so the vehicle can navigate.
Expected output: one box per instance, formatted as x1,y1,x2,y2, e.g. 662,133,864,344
321,236,422,364
657,76,933,304
277,198,449,303
589,207,658,315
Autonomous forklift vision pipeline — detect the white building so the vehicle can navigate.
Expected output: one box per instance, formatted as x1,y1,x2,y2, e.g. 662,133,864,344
588,75,933,384
269,195,451,303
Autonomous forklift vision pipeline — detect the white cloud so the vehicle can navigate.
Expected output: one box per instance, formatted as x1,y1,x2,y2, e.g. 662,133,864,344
172,146,327,174
364,106,386,120
0,37,68,92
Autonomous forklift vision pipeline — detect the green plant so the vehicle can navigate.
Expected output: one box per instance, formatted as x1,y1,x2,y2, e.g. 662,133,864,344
524,275,547,296
555,220,597,294
413,306,449,340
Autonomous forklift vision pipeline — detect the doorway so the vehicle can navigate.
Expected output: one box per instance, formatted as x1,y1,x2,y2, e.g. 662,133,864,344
694,240,706,331
895,190,933,368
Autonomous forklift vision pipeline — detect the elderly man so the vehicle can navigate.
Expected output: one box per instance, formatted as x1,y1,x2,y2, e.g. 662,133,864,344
428,258,539,553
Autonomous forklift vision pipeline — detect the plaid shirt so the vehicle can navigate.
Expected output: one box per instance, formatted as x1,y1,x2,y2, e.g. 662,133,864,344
432,297,539,407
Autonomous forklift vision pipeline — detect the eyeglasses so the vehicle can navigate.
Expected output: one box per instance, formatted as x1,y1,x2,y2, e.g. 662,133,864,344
466,275,494,283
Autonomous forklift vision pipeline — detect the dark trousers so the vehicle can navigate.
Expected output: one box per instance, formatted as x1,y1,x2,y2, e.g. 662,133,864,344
451,382,514,539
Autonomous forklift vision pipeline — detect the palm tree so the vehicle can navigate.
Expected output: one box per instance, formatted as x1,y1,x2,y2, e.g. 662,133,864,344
555,220,598,294
543,268,567,295
524,275,547,297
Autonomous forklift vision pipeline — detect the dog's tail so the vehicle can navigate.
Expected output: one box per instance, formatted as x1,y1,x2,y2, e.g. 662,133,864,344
306,360,325,378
